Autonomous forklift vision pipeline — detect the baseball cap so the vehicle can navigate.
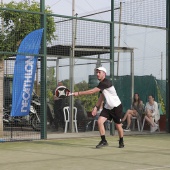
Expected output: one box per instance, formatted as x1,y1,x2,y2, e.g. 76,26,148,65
96,67,107,74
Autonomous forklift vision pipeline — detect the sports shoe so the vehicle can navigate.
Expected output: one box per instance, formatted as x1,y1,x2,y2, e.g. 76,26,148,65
154,123,159,127
124,127,131,132
150,126,158,133
119,140,124,148
96,140,108,148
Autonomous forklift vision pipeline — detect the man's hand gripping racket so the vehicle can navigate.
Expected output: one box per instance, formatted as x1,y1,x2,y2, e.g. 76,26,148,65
55,86,74,99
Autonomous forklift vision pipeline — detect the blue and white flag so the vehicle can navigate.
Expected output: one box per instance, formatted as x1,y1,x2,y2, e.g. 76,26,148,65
10,28,44,117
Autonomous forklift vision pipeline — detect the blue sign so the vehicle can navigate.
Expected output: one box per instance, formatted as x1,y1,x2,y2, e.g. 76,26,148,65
10,29,43,117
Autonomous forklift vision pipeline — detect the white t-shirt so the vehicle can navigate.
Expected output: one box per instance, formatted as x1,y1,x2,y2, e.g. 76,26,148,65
145,101,160,122
97,78,121,110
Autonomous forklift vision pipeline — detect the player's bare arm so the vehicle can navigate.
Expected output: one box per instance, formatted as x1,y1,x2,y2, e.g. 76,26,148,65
73,87,100,97
92,93,104,116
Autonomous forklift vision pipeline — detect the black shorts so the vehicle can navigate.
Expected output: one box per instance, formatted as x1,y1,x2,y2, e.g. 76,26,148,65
100,104,123,124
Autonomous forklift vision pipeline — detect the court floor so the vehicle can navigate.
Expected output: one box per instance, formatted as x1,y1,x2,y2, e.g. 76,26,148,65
0,133,170,170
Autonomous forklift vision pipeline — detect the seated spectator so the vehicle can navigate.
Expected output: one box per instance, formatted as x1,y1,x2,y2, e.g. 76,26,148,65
122,93,144,131
144,95,160,133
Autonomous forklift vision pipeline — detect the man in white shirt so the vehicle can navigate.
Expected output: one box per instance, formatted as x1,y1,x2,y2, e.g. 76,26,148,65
73,67,124,148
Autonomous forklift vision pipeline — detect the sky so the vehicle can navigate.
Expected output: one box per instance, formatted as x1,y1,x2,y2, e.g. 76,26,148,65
3,0,166,82
46,0,111,17
4,0,111,17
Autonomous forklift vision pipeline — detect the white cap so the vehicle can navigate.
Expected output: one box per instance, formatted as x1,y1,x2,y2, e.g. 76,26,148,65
96,67,107,74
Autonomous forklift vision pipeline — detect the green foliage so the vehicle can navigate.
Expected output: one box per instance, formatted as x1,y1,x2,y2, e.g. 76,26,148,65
46,67,56,104
77,94,98,112
0,0,56,59
156,84,166,114
62,79,70,88
74,81,98,112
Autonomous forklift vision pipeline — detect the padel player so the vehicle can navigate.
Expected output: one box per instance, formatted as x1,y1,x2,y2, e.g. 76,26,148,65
73,67,124,148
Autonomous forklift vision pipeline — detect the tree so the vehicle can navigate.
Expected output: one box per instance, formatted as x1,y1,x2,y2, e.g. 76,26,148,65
74,81,98,112
0,0,56,56
0,0,56,135
46,67,56,104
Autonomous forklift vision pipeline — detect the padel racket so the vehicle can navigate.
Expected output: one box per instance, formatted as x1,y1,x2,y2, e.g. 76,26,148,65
55,86,74,99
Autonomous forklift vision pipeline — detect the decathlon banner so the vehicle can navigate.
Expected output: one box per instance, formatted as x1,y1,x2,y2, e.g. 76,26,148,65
10,28,43,117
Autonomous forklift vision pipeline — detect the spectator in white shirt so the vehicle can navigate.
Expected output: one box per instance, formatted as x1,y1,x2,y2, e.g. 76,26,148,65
144,95,160,132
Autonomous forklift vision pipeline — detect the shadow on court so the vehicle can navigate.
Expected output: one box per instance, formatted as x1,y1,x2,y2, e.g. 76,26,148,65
0,133,170,170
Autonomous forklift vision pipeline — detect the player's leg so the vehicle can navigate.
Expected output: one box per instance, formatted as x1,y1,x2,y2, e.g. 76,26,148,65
112,104,124,148
98,116,107,135
116,123,124,148
96,116,108,148
95,107,109,148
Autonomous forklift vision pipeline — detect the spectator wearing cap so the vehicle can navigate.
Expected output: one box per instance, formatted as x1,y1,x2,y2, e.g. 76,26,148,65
73,66,125,149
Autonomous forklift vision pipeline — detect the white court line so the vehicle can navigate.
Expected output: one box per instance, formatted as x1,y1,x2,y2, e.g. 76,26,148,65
136,165,170,170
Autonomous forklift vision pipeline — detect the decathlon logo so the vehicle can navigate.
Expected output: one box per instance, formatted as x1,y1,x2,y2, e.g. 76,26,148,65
21,56,34,112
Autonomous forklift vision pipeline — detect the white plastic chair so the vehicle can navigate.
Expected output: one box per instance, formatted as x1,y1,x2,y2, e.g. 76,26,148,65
131,117,141,131
63,106,78,133
92,108,102,131
92,119,98,131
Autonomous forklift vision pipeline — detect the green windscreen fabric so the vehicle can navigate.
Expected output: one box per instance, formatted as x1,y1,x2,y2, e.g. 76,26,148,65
156,79,166,106
89,75,161,114
114,76,131,113
114,75,158,113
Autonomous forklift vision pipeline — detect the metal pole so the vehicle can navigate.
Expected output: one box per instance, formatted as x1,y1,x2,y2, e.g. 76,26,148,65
40,0,47,139
35,63,38,94
161,52,163,91
110,0,115,136
69,0,76,132
56,58,59,85
117,2,122,76
166,0,170,133
161,52,163,81
131,51,134,103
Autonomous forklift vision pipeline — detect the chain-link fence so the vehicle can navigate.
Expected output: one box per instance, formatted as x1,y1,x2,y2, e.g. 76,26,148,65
0,7,44,141
0,0,167,141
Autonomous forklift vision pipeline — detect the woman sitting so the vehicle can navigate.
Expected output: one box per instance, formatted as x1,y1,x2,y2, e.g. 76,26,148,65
144,95,160,132
122,93,144,131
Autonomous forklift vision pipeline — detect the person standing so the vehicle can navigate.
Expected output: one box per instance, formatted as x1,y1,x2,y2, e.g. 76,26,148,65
53,82,65,131
73,67,124,148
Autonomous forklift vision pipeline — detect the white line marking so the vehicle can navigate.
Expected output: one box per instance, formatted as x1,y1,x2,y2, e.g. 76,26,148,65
137,165,170,170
